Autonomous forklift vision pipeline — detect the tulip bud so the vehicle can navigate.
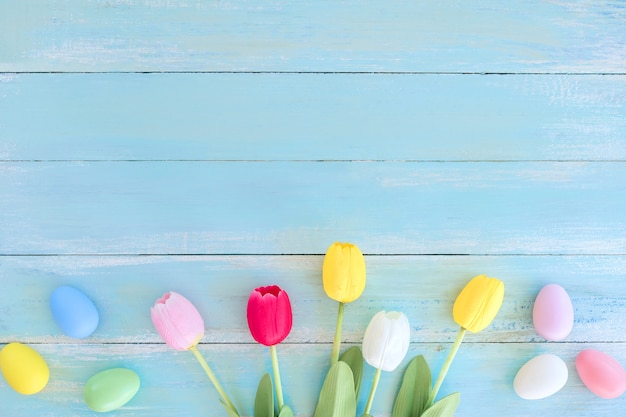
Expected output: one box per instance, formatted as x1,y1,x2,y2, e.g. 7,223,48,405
150,291,205,351
362,311,411,372
247,285,293,346
453,274,504,333
322,242,366,303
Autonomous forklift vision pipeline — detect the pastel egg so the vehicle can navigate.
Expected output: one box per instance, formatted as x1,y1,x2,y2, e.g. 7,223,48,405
576,349,626,399
0,342,50,395
532,284,573,341
50,285,99,338
514,353,568,400
84,368,140,412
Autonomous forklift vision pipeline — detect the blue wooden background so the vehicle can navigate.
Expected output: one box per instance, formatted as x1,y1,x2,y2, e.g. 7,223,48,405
1,1,625,416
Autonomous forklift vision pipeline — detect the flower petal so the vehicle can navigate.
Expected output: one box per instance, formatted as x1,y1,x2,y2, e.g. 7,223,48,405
247,286,293,346
362,311,392,370
453,275,504,333
380,312,410,372
323,242,366,303
362,311,411,372
150,291,204,350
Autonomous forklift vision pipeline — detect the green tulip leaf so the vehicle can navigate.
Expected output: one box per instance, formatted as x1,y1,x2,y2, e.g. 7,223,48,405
339,346,364,401
254,373,274,417
420,392,460,417
313,361,357,417
219,398,241,417
278,405,294,417
392,355,432,417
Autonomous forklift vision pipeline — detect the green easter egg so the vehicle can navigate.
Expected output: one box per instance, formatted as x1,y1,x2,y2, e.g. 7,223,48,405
84,368,140,412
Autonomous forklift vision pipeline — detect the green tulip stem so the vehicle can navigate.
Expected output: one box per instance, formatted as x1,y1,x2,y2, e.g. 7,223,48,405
427,326,466,408
270,345,285,410
190,345,238,414
363,367,382,416
331,301,345,365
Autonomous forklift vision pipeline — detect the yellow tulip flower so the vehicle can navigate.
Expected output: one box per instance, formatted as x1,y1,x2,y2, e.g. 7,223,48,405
428,274,505,408
453,274,505,333
322,242,366,303
323,242,367,365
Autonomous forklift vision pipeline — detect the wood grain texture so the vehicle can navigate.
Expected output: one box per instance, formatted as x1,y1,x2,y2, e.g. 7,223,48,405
1,255,625,345
0,343,624,417
1,73,626,161
2,1,626,416
2,161,626,255
1,1,625,73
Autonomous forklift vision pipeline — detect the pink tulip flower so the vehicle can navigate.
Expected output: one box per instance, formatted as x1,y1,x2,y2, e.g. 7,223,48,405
151,291,205,350
150,291,240,416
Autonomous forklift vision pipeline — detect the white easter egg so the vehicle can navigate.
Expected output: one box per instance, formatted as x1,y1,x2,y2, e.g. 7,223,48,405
514,353,568,400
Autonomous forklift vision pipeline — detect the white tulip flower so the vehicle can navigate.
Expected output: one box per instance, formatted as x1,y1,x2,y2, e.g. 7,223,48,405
362,310,411,372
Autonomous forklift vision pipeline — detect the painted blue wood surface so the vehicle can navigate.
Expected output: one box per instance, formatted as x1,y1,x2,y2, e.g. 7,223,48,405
2,161,626,255
0,254,625,415
1,1,625,73
1,342,624,417
1,74,625,161
1,255,624,344
1,1,625,416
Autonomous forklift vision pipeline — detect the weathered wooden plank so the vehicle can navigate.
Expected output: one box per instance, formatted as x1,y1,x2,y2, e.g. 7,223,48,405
2,161,626,255
1,255,624,344
1,1,625,73
2,4,625,417
0,343,623,416
1,73,625,161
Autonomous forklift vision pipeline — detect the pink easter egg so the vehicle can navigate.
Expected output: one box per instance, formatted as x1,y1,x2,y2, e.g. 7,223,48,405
576,349,626,399
532,284,573,341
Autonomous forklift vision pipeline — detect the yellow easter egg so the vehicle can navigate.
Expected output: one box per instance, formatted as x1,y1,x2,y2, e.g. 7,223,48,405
0,342,50,395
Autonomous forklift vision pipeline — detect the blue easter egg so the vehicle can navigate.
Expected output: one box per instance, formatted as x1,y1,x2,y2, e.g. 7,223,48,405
50,285,99,338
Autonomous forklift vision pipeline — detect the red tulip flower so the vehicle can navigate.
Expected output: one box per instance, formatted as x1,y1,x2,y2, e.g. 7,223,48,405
247,285,293,346
247,285,293,414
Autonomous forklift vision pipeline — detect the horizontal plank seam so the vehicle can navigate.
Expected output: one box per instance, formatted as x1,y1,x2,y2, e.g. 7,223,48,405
6,341,626,346
2,160,626,163
2,254,626,257
2,71,626,76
